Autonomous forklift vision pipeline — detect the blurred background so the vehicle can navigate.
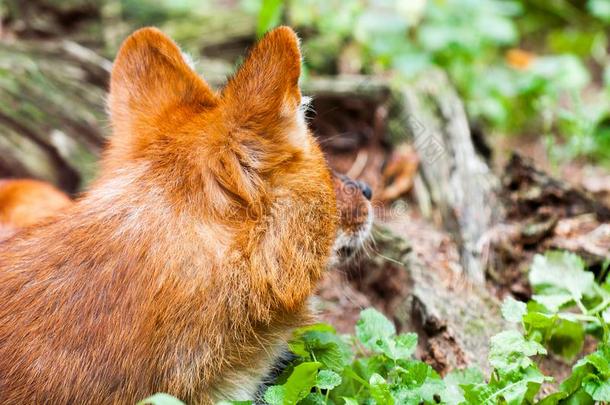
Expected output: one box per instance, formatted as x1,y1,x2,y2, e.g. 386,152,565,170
0,0,609,375
1,0,609,187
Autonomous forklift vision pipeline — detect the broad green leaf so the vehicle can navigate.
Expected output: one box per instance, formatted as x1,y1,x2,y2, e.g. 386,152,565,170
548,320,584,360
263,385,285,405
489,331,546,374
461,383,496,404
523,310,555,332
392,361,434,387
356,308,396,349
500,367,547,405
563,388,595,404
316,370,342,390
392,333,418,359
342,398,359,405
586,347,610,378
356,309,416,361
530,56,591,91
536,391,568,405
583,375,610,401
530,251,593,304
290,327,350,371
502,297,527,323
441,368,485,405
532,293,574,313
559,358,595,396
283,362,322,404
369,373,394,405
136,393,185,405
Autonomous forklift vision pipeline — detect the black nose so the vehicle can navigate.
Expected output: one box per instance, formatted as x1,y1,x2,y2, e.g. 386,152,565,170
358,181,372,200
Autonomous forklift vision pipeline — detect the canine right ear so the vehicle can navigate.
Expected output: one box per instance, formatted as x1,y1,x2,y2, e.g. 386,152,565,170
109,27,218,138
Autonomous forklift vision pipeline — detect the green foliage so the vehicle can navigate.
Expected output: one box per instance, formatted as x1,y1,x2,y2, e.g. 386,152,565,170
256,0,283,37
256,251,610,404
245,0,610,165
139,251,610,404
524,251,610,358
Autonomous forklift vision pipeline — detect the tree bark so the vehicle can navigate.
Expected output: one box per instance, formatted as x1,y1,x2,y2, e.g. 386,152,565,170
394,70,504,284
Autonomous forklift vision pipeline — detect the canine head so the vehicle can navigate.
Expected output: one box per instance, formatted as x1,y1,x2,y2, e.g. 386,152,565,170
106,27,371,282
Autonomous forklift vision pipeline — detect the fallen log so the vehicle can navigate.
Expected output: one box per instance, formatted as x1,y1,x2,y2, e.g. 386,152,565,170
0,39,109,192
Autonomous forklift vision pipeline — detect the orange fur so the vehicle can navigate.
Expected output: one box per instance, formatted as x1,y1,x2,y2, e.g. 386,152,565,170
0,27,371,404
0,179,71,241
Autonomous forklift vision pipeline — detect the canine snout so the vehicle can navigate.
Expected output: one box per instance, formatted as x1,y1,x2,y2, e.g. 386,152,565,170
331,172,374,263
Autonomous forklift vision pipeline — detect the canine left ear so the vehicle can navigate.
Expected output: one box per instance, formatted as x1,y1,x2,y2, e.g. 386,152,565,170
109,27,217,136
221,26,303,133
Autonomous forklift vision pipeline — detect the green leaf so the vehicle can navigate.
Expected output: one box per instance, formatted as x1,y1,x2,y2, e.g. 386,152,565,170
489,330,546,374
564,388,595,404
461,383,496,404
391,333,418,360
547,319,585,360
523,310,555,332
502,297,527,323
384,361,444,404
316,370,342,390
369,373,394,405
559,358,595,396
341,398,359,405
529,252,594,308
282,362,321,404
441,368,485,405
256,0,284,38
586,347,610,378
290,324,350,371
531,293,574,313
264,385,286,405
537,391,568,405
136,393,186,405
589,0,610,22
530,56,591,91
583,375,610,401
500,367,547,405
356,308,396,349
299,392,326,405
355,308,418,361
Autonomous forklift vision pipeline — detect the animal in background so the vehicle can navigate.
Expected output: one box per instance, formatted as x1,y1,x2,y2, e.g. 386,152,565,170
0,178,71,241
0,26,372,404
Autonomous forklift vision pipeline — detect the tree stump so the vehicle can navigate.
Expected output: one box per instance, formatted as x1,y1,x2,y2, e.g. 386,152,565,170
394,70,504,283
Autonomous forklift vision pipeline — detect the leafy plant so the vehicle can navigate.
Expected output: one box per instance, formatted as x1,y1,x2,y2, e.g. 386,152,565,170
243,0,610,165
137,251,610,404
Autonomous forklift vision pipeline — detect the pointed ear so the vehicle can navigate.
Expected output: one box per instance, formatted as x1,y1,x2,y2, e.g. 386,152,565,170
109,27,217,134
221,26,303,130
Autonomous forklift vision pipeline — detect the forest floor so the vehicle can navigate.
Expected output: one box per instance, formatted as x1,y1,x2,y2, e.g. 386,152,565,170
315,127,609,382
